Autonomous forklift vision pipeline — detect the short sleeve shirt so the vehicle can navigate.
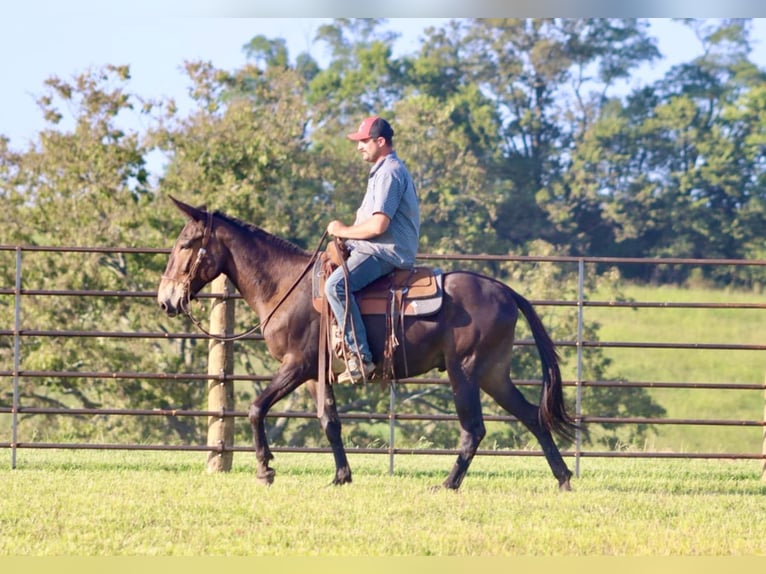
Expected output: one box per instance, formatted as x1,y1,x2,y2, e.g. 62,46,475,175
348,151,420,268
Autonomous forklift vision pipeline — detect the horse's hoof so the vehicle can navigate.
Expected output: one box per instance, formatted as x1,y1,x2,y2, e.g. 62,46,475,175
331,468,352,485
559,478,572,491
256,468,276,485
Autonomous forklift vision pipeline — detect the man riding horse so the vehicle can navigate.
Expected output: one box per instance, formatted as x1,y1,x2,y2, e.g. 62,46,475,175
324,116,420,384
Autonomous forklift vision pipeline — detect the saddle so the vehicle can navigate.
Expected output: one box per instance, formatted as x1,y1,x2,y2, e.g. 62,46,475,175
312,260,444,318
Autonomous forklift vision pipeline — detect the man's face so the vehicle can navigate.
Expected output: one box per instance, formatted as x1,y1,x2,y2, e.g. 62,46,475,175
356,136,385,163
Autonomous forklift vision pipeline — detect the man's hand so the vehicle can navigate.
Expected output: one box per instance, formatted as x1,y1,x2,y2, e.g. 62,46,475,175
327,220,345,236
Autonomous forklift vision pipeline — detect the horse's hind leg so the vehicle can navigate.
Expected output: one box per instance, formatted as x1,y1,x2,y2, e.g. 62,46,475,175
443,364,486,490
306,379,352,485
484,378,573,490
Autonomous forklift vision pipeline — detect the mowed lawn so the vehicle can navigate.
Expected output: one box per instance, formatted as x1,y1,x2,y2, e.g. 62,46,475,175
1,450,765,556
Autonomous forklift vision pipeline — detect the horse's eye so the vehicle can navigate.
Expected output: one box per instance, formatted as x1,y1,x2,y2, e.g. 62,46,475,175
179,239,194,249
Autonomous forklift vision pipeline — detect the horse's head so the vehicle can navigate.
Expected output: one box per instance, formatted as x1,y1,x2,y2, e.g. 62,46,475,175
157,195,224,317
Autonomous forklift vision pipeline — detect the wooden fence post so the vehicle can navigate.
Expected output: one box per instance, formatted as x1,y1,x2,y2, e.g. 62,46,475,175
762,370,765,482
206,274,235,473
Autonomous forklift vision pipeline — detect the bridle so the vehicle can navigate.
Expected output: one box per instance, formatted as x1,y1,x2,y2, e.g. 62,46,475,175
165,209,327,342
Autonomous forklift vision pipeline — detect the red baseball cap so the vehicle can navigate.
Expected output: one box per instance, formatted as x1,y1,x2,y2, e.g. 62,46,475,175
346,116,394,141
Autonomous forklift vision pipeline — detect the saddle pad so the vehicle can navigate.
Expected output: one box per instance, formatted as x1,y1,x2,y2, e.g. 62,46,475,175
359,267,443,316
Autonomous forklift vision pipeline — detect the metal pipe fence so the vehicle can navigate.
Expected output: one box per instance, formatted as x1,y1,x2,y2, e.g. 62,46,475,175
1,244,765,477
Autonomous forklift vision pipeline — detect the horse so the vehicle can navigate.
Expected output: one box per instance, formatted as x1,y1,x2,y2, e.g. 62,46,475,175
157,196,577,491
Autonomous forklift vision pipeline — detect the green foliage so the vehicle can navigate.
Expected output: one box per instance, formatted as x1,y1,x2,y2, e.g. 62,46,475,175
308,18,405,122
545,19,766,284
148,62,324,246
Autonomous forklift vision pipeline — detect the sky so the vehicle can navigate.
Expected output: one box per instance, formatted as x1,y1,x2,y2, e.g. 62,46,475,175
2,12,766,152
0,16,448,148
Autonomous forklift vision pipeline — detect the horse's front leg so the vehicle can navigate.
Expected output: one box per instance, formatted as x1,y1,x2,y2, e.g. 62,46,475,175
248,395,276,485
248,362,308,485
306,379,352,485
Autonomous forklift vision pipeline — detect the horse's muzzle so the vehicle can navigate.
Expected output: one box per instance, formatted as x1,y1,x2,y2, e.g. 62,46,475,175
157,279,187,317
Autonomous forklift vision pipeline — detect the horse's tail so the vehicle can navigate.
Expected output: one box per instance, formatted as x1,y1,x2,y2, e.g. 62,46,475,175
511,289,578,442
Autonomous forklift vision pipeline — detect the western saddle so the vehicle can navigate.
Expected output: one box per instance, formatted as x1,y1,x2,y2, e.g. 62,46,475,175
312,239,443,385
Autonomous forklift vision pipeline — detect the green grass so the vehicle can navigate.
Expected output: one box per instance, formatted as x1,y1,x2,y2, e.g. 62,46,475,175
2,450,766,556
572,284,766,453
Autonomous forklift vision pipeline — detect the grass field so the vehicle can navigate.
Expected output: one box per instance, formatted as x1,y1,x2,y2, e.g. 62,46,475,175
2,450,765,556
564,284,766,453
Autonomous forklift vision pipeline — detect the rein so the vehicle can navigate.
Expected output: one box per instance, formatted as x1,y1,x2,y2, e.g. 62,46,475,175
180,210,329,342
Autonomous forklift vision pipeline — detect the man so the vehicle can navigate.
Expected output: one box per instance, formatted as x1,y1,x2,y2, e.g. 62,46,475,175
325,116,420,383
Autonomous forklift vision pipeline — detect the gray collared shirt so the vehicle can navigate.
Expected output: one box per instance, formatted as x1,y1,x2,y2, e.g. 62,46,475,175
348,151,420,268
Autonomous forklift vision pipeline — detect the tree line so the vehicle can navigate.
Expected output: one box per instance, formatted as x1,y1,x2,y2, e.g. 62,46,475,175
1,18,762,448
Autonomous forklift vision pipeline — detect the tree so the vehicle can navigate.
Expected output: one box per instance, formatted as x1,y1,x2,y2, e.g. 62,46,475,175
551,19,766,283
460,19,660,251
0,65,203,442
148,60,324,246
309,18,404,120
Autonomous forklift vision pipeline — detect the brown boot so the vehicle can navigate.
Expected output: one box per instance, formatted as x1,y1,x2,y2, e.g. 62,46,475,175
337,357,375,384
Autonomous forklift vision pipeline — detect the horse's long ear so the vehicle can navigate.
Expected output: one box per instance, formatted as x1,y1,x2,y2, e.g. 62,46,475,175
168,194,206,223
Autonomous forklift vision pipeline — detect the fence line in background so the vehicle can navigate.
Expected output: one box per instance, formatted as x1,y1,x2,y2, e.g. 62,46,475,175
2,245,765,478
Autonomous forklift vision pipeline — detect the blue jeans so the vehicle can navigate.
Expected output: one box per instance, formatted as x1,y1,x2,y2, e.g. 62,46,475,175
324,252,395,364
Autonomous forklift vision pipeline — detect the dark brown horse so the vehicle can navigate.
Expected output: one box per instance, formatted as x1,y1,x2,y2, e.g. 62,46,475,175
157,196,577,490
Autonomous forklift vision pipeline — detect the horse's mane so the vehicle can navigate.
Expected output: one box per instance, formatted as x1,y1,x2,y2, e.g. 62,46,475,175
212,209,309,257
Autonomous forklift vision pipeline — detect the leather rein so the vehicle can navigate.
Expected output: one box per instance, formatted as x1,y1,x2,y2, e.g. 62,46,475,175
172,210,328,342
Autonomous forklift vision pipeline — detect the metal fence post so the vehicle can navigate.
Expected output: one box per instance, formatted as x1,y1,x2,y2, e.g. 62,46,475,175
762,370,765,482
11,247,21,470
206,275,235,473
574,258,584,478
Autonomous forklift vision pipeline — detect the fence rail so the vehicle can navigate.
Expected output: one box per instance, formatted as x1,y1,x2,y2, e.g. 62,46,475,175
2,244,765,478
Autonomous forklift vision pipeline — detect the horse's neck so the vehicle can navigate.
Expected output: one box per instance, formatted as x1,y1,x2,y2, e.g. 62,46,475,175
218,223,308,317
